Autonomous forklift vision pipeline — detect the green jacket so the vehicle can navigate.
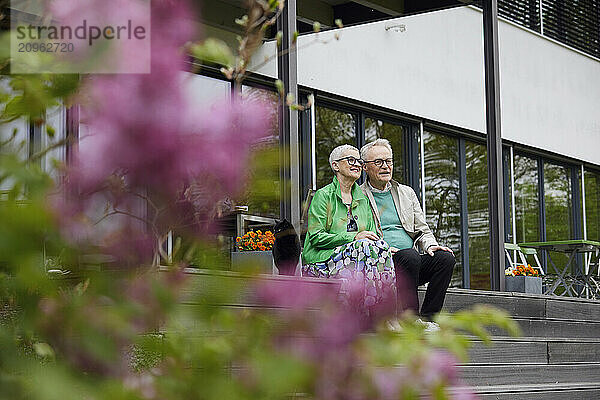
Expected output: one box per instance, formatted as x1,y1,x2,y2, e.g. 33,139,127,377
302,176,378,264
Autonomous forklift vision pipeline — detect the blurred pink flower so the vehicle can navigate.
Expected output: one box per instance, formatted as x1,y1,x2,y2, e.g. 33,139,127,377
53,0,274,264
420,350,459,387
255,280,339,312
372,368,409,399
452,387,480,400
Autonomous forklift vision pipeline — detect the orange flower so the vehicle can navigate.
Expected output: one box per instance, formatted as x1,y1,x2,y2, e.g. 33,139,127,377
237,230,275,251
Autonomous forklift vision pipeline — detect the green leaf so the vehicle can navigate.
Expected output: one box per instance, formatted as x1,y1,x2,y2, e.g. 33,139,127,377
172,236,182,258
313,21,321,33
274,79,284,96
46,125,56,138
33,342,55,359
285,92,295,106
189,39,235,68
335,19,343,28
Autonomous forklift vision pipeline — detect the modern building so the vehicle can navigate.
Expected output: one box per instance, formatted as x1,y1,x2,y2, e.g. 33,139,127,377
2,1,600,396
2,0,599,291
193,0,600,290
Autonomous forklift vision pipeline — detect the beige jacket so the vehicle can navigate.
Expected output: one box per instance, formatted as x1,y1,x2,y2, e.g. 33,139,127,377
360,179,438,253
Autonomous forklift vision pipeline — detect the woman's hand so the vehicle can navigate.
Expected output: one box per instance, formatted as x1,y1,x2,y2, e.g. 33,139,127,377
355,231,379,241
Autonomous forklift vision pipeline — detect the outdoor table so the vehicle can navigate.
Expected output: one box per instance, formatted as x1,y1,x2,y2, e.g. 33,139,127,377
519,240,600,298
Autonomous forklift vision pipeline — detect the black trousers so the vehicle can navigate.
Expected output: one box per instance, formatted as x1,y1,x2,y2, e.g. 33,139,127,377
392,248,455,320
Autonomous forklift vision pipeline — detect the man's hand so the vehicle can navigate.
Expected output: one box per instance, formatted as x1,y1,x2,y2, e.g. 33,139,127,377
389,246,400,255
355,231,379,241
426,245,454,257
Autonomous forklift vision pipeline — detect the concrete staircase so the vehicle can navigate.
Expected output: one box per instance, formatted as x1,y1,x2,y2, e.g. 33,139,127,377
438,288,600,399
170,270,600,398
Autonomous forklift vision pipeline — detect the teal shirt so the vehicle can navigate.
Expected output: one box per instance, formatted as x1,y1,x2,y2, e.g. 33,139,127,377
302,176,377,264
371,191,414,250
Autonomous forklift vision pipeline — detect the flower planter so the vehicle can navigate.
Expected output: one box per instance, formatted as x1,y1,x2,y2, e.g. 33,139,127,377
505,275,542,294
231,251,274,274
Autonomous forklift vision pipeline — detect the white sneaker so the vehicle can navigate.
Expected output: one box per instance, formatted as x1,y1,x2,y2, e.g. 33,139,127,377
416,318,440,333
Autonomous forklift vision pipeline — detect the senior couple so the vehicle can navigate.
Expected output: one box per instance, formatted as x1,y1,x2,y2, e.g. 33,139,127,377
302,139,455,328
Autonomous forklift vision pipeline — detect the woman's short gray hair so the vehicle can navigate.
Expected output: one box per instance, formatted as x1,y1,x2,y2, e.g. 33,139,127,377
360,138,393,160
329,144,359,171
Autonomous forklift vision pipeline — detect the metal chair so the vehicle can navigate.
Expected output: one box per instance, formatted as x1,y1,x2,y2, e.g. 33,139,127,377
505,243,544,275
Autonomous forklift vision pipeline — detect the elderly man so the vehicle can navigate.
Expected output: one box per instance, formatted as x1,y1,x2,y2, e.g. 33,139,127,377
360,139,455,325
302,144,396,319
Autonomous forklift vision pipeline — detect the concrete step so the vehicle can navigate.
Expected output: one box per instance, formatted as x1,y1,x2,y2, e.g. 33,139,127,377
175,270,600,322
486,316,600,338
163,270,600,398
467,339,547,365
453,383,600,400
436,287,600,322
469,337,600,364
457,364,600,386
479,389,600,400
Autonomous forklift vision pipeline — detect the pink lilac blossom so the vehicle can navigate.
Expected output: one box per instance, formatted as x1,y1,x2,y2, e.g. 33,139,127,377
53,0,273,264
254,278,476,400
420,350,459,387
372,368,409,399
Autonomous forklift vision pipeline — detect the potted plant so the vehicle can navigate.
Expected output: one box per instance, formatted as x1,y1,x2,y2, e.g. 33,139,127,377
231,230,275,274
505,264,542,294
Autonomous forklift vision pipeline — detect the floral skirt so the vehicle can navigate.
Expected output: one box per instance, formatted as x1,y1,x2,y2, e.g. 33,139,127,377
302,239,396,315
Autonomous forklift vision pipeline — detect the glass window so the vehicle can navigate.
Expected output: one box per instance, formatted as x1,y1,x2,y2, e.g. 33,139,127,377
544,162,574,273
503,149,513,243
423,131,462,287
182,72,230,106
584,170,600,241
502,148,513,243
465,141,490,290
544,162,573,240
514,154,540,243
240,85,280,217
314,106,356,189
364,118,405,184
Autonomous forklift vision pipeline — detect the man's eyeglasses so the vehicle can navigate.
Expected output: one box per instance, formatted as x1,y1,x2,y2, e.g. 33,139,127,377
334,156,364,166
363,158,394,168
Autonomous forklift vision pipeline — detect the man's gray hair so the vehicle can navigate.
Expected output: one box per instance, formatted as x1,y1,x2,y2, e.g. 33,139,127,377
360,138,393,160
329,144,359,171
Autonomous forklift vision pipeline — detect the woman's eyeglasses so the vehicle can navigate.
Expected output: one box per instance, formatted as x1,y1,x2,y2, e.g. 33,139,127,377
363,158,394,168
334,156,364,166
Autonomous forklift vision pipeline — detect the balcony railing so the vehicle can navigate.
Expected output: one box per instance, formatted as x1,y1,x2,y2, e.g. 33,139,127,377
475,0,600,59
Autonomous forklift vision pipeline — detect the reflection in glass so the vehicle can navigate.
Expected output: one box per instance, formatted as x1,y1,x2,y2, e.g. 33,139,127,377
503,150,513,243
182,72,230,106
466,141,490,290
423,131,462,287
544,162,573,274
544,163,573,240
364,118,404,184
240,86,280,217
315,106,356,189
584,170,600,241
514,154,540,243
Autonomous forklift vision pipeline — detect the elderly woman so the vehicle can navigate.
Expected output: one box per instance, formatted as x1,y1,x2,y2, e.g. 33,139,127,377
302,144,396,315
